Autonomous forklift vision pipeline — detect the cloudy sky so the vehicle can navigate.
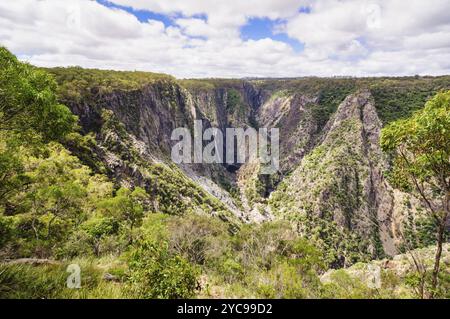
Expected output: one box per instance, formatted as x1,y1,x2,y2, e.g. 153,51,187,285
2,0,450,78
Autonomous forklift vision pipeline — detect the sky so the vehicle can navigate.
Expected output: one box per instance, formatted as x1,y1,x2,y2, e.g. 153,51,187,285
1,0,450,78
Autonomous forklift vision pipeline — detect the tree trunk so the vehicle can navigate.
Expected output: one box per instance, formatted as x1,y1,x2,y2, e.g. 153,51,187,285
129,222,134,245
31,217,39,240
431,191,449,298
45,215,57,240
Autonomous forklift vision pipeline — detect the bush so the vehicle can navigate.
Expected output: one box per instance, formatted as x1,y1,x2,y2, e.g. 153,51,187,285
233,221,298,270
126,240,199,299
257,262,308,299
0,216,13,249
167,214,229,266
56,216,121,258
219,258,245,283
320,270,376,299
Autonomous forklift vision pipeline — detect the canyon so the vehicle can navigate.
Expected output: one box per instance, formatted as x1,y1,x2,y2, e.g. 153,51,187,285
48,68,450,263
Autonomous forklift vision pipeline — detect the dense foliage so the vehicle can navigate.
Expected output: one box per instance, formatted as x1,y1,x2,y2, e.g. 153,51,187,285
47,67,174,103
381,91,450,297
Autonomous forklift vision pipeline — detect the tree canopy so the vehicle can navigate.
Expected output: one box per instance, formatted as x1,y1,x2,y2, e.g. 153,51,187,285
381,90,450,298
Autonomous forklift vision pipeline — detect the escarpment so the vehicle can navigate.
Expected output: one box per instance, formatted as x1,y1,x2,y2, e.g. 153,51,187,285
48,68,449,263
268,91,425,258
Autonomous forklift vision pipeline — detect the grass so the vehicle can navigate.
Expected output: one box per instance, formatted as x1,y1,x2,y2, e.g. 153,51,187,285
0,258,132,299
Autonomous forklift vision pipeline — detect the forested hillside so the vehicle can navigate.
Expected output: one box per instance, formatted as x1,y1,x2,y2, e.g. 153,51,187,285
0,47,449,299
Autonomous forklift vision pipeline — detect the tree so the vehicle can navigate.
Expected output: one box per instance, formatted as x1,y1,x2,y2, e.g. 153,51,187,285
0,135,29,206
0,46,77,212
381,91,450,298
0,47,77,142
82,216,119,256
97,187,146,244
127,240,199,299
21,144,92,239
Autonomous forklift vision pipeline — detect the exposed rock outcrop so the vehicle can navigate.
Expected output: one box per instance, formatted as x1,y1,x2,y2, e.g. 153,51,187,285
52,71,444,262
269,91,419,257
321,243,450,297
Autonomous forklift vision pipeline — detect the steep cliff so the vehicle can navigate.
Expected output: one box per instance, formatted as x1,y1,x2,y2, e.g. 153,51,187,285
48,68,450,264
269,92,398,258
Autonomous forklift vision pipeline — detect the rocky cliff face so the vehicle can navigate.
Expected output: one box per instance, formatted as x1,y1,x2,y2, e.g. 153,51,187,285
257,93,321,173
51,70,448,263
59,78,263,224
269,91,405,258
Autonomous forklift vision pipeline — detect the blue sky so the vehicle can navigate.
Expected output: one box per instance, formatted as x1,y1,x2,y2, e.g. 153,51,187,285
97,0,176,26
241,18,304,52
97,0,305,53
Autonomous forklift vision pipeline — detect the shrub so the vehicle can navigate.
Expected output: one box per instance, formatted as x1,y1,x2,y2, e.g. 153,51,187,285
167,214,229,265
257,262,308,299
126,240,199,299
0,215,13,249
320,270,376,299
219,258,245,283
234,221,297,270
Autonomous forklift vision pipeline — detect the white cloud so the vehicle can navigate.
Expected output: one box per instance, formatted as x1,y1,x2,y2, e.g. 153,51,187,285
110,0,303,23
285,0,450,60
175,18,228,39
1,0,449,77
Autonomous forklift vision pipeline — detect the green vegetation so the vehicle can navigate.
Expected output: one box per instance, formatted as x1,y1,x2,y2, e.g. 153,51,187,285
0,52,77,143
381,91,450,298
313,83,356,127
370,77,449,123
127,240,199,299
251,76,450,125
178,79,216,91
226,89,242,112
0,259,127,299
269,114,378,266
179,78,244,92
1,47,449,299
47,67,174,102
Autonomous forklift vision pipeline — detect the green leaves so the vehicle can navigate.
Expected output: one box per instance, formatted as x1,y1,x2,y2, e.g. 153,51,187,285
98,187,146,225
0,47,77,143
97,186,148,245
226,88,242,113
381,91,449,297
381,90,450,192
47,66,175,103
126,240,199,299
82,216,119,239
